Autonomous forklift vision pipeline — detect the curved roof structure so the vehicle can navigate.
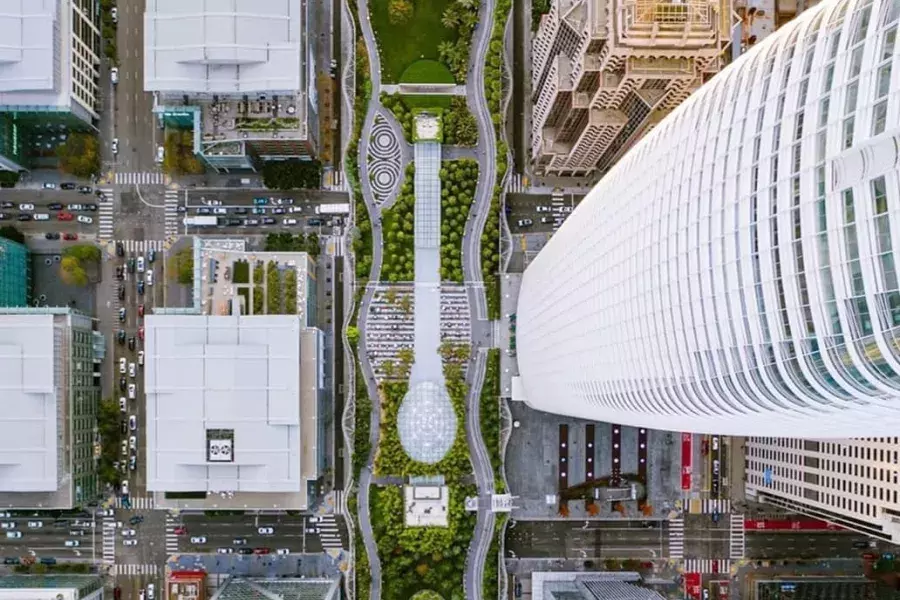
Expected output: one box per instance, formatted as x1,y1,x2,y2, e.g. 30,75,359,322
397,381,456,464
516,0,900,436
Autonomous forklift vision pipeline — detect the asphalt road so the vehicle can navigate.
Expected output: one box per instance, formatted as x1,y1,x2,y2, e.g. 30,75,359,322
0,513,99,561
745,531,881,560
506,192,583,234
683,513,731,559
0,190,102,239
175,514,332,555
505,520,668,560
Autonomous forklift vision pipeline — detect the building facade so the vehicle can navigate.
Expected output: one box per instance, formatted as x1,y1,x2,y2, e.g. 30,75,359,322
0,0,102,172
514,0,900,437
0,575,104,600
0,310,101,508
530,0,735,177
0,238,29,307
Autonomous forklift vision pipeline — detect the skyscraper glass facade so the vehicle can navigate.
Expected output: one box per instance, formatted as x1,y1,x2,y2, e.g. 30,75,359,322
0,238,29,307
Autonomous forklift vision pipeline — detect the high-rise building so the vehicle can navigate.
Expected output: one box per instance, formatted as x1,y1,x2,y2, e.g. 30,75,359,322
0,310,102,508
0,0,102,172
144,0,318,172
514,0,900,437
530,0,734,177
0,238,30,307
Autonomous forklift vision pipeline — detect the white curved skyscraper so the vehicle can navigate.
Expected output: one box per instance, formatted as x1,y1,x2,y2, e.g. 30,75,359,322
515,0,900,437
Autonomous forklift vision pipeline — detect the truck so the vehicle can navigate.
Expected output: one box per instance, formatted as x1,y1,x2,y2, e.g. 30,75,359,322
315,203,350,215
184,215,218,227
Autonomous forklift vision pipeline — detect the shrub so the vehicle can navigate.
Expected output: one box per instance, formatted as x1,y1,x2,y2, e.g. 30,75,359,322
284,269,298,314
266,262,282,314
440,159,478,282
167,247,194,285
262,160,323,190
232,260,250,284
380,165,416,282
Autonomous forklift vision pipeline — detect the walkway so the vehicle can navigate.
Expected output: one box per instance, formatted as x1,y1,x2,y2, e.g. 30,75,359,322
381,84,468,96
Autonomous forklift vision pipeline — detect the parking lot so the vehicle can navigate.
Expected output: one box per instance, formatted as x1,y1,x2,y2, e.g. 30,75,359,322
171,513,346,555
0,510,101,561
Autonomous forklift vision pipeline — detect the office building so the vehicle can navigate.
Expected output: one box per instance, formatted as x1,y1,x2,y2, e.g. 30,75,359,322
530,0,733,177
145,0,318,171
144,314,324,510
210,577,340,600
0,238,29,307
0,310,101,508
514,0,900,437
0,0,102,172
0,575,104,600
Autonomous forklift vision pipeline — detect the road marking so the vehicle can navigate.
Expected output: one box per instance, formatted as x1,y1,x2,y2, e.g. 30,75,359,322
115,172,166,185
111,564,159,576
682,558,730,574
164,190,180,237
113,496,155,509
314,514,343,550
116,239,166,253
668,518,684,558
729,513,746,559
98,188,115,240
102,516,116,564
164,514,180,554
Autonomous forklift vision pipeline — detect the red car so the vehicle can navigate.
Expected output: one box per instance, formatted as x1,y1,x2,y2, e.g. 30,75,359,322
711,560,719,574
253,548,270,555
138,304,144,318
63,233,78,241
138,327,144,340
57,211,74,221
174,526,186,535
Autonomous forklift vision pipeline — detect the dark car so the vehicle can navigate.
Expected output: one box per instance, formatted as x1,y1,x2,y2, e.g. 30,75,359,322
119,377,126,392
273,208,285,215
263,218,276,225
17,214,32,221
252,207,266,215
86,204,97,211
77,186,92,194
117,330,126,344
39,557,56,566
127,258,135,273
0,201,13,209
116,266,124,279
197,207,211,215
113,587,122,600
121,420,127,435
116,242,125,257
128,336,136,351
148,249,156,263
227,218,242,226
118,286,125,301
238,548,254,555
253,547,270,555
234,207,248,215
118,308,126,322
137,281,144,295
308,218,322,226
129,515,144,525
45,232,60,240
60,182,77,190
2,557,19,565
48,203,63,210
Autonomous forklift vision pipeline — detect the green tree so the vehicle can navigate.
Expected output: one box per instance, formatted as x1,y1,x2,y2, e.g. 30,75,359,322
59,256,88,286
388,0,413,24
0,226,24,244
56,133,100,178
261,160,322,190
167,247,194,285
347,326,360,346
63,244,101,263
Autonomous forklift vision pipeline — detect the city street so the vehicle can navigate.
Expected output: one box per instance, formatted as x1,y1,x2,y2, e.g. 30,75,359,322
746,530,880,560
171,513,342,555
0,512,100,562
505,520,668,560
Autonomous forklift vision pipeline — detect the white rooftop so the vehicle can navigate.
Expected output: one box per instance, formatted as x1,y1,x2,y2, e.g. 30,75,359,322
0,0,56,95
404,485,449,527
144,0,303,94
144,314,304,493
0,315,58,492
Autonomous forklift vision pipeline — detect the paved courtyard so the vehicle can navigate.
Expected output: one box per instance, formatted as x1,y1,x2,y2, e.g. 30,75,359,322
366,112,405,206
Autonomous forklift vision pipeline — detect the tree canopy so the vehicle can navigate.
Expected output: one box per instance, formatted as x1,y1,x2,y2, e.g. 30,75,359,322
168,247,194,284
262,160,322,191
56,133,100,178
0,226,24,244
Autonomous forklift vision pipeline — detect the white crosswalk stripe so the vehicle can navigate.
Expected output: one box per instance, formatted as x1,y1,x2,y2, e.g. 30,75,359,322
111,564,159,577
668,518,684,558
314,514,343,550
101,517,116,565
116,239,166,254
164,190,180,237
164,515,180,554
115,172,166,185
729,513,746,559
700,498,731,514
507,173,526,193
98,188,114,240
682,558,730,574
113,496,155,509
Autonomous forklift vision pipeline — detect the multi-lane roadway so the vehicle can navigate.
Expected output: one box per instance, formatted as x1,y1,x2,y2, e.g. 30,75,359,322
170,513,341,555
0,512,100,562
506,519,669,560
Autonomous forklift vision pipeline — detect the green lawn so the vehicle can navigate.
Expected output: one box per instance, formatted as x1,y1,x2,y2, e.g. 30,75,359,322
232,260,249,284
369,0,457,82
400,59,454,84
401,94,453,110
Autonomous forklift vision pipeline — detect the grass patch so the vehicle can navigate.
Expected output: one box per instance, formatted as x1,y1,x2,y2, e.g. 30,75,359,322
232,260,249,284
369,0,457,82
400,59,455,84
401,94,453,110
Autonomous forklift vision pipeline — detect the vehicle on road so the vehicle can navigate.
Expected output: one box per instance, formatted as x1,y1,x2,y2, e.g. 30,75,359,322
124,539,137,546
60,183,76,190
183,215,218,227
42,183,56,190
5,531,21,539
245,219,260,226
252,207,266,215
258,527,274,535
276,548,290,555
119,377,126,392
273,208,285,215
19,204,34,211
33,213,49,221
119,308,126,322
77,186,92,194
111,138,119,155
712,437,719,451
116,242,125,257
138,351,145,366
156,146,164,163
129,436,136,451
0,522,15,529
77,215,93,224
119,357,127,373
123,529,136,537
138,304,144,318
517,219,533,227
27,521,42,528
217,548,233,554
129,416,136,431
148,249,156,263
190,536,207,544
127,258,136,273
174,526,186,535
137,257,145,273
63,233,78,241
45,232,60,240
58,211,74,221
64,540,79,547
117,330,126,345
262,217,276,225
137,281,144,295
128,383,136,400
111,68,118,84
232,538,246,545
129,455,136,471
147,584,155,600
253,197,267,205
146,270,154,285
16,214,31,222
711,510,720,524
48,203,63,210
119,398,126,413
536,206,552,212
307,516,321,523
307,218,322,226
560,205,574,213
315,203,350,215
128,336,136,350
0,202,12,209
138,327,144,340
254,547,270,554
129,363,136,378
283,218,297,225
238,547,253,555
116,266,124,279
129,516,144,526
110,6,117,22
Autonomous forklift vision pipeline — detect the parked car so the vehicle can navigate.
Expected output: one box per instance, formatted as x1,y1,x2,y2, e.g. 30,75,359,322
129,455,136,471
273,208,285,215
45,232,60,240
517,219,533,227
128,336,136,351
119,377,126,392
64,540,80,547
253,197,267,205
123,539,137,546
536,205,552,212
217,548,233,554
119,398,126,413
138,350,145,366
129,436,137,451
119,357,127,373
276,548,290,555
58,211,74,221
227,218,242,226
283,218,297,225
257,527,274,535
77,215,93,224
235,207,248,215
18,203,34,211
111,68,118,84
262,218,276,225
16,214,31,222
190,536,207,544
0,522,16,530
238,548,253,555
128,384,136,400
77,186,92,194
33,214,49,221
129,363,136,378
232,538,247,545
63,233,78,241
48,202,63,210
59,183,76,190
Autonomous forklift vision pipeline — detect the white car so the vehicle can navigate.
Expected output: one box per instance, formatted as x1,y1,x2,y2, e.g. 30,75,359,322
77,215,93,224
217,547,233,554
289,206,303,213
0,522,15,530
18,204,34,211
111,68,119,84
307,516,321,523
122,529,136,537
119,398,126,413
712,436,719,451
213,208,227,215
147,584,155,600
33,213,49,221
129,435,137,451
128,383,136,400
138,351,144,366
257,526,274,535
111,138,119,155
156,146,164,163
121,480,129,495
27,521,42,528
120,439,128,456
110,6,117,22
96,509,114,517
119,357,127,373
283,218,297,225
124,539,137,546
5,531,21,539
137,256,145,273
129,415,136,431
64,540,80,547
276,548,290,555
128,362,136,378
190,536,207,544
146,270,154,286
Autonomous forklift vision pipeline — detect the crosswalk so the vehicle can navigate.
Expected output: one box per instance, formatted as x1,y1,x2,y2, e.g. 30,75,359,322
117,239,167,254
101,517,116,565
729,513,746,559
115,172,166,185
668,517,684,558
111,564,160,577
164,514,180,555
98,188,114,240
507,173,527,193
696,498,731,514
164,189,180,237
113,496,155,510
315,514,343,550
682,558,731,574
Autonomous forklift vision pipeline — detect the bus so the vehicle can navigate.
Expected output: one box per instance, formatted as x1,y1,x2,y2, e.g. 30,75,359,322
315,203,350,215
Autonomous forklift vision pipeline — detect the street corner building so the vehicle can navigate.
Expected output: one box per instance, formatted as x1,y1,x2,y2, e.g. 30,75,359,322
514,0,900,437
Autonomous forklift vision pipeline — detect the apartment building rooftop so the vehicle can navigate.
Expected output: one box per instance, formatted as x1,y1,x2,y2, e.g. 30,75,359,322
0,0,55,96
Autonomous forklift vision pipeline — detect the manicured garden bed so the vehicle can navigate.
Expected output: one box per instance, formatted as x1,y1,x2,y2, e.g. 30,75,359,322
369,0,458,82
440,159,478,282
380,165,416,282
